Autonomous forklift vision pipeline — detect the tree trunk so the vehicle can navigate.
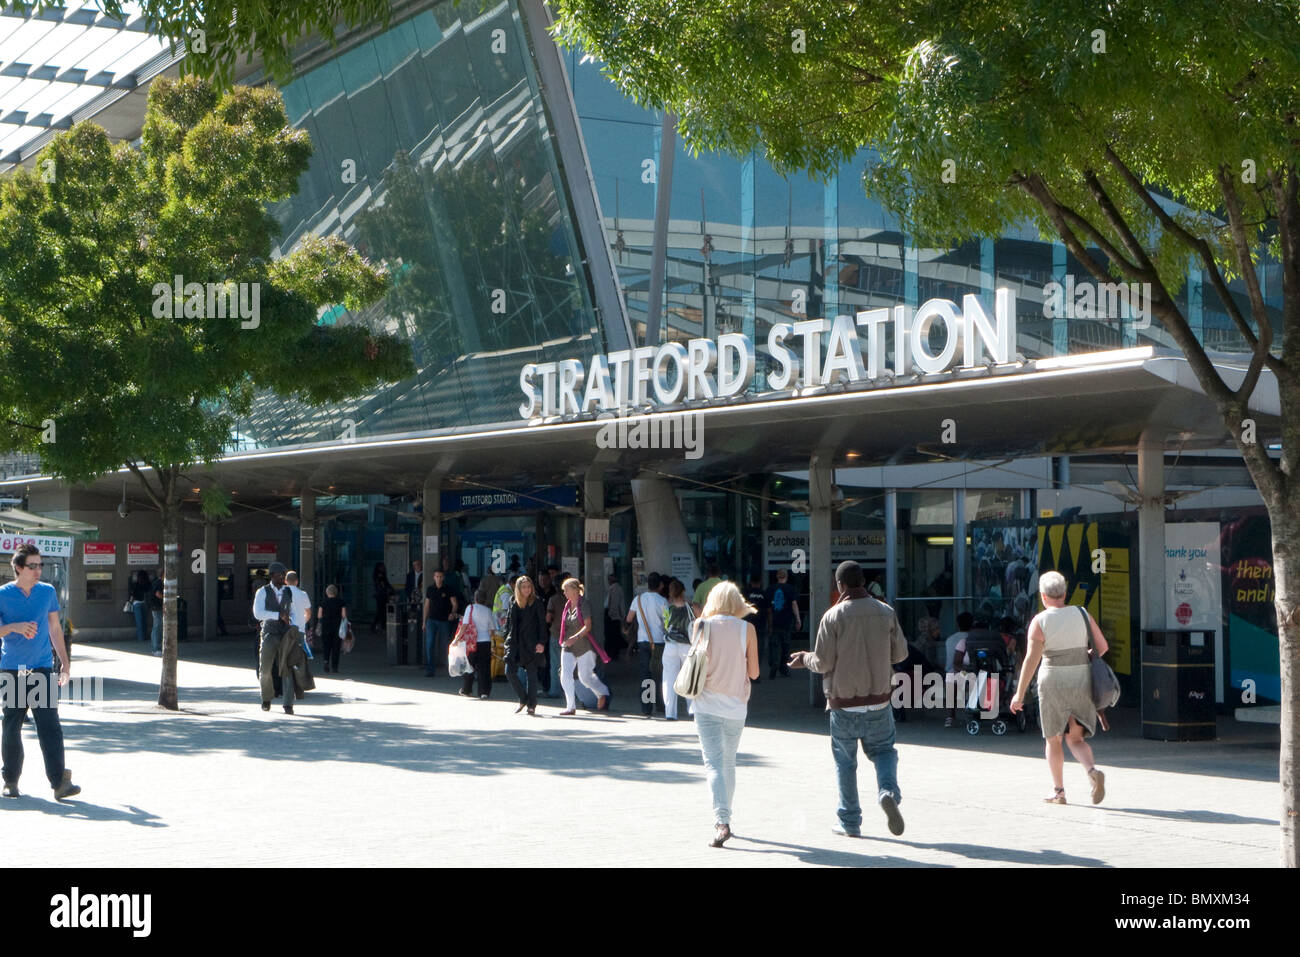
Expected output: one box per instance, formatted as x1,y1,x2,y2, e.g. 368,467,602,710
158,476,181,711
1264,493,1300,866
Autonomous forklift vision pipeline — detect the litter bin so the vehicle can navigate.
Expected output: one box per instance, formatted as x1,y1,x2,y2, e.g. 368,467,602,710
386,600,408,666
1141,630,1216,741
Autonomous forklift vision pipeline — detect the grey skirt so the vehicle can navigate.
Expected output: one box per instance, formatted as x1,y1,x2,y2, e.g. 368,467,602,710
1037,662,1097,739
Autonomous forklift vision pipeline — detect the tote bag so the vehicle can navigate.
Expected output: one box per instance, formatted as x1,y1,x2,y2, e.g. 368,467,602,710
1077,607,1121,710
672,617,711,699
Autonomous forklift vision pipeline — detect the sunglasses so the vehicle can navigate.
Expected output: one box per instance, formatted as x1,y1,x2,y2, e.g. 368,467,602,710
19,562,42,569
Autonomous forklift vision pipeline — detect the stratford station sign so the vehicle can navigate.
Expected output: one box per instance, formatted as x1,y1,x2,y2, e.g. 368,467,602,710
518,290,1017,419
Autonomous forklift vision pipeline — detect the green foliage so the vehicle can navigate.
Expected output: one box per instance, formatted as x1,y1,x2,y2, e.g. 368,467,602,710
0,75,413,485
551,0,1300,283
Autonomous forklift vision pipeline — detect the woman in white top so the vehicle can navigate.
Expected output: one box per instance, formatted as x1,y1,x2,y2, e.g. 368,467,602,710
1011,570,1109,805
460,588,497,699
690,581,761,848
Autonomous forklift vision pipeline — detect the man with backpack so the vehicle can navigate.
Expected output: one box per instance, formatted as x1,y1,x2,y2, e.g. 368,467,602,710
765,569,801,679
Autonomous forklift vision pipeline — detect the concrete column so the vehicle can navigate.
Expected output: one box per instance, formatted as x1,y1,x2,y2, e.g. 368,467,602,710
953,488,967,610
300,493,317,601
808,453,834,707
202,519,218,642
885,488,898,605
584,468,607,649
1138,429,1167,631
630,474,700,584
422,473,443,575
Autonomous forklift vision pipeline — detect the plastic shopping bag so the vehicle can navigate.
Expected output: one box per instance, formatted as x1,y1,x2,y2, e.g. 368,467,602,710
448,639,474,677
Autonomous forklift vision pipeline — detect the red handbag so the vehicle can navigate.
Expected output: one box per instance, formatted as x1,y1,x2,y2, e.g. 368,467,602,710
453,613,478,653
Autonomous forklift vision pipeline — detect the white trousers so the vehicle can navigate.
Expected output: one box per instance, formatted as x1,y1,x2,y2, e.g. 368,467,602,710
560,649,609,710
661,641,690,718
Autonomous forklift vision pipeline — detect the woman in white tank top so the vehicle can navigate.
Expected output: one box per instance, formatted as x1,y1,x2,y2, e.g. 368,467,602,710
690,581,760,848
1011,571,1110,806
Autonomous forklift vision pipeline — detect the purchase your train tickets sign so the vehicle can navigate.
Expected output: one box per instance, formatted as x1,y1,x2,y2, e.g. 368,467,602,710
518,289,1016,419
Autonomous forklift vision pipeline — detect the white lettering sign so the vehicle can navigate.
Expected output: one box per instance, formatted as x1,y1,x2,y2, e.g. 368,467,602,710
518,290,1017,418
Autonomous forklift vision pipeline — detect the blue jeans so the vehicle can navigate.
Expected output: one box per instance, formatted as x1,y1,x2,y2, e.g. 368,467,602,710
151,608,162,652
425,620,452,676
829,708,900,831
132,601,148,642
695,711,745,826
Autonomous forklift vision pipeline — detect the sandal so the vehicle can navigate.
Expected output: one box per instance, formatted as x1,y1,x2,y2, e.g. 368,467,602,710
1043,787,1066,805
1088,768,1105,805
709,824,732,848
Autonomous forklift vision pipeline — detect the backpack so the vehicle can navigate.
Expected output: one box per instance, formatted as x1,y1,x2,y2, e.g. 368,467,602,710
663,602,695,643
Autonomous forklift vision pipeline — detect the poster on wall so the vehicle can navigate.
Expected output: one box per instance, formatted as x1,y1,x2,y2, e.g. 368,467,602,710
218,543,235,565
247,543,278,563
631,557,646,592
762,530,895,571
1222,515,1278,703
0,533,73,558
128,542,159,567
972,523,1040,630
561,555,580,580
83,542,116,566
1097,547,1132,676
1165,522,1224,703
671,553,694,581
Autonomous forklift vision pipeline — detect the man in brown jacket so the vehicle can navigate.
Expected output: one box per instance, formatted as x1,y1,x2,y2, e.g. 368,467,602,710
790,561,908,838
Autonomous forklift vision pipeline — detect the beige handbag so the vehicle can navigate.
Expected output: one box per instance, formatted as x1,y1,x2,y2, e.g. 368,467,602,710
672,617,711,699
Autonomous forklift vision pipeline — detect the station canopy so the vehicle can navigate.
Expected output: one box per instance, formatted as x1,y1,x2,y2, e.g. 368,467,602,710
0,1,177,171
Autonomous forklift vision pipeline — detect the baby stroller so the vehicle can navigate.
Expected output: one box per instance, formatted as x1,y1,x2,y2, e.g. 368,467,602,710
961,630,1016,735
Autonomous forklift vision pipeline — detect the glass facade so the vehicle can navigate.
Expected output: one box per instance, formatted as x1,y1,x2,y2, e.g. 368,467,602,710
229,0,605,449
565,51,1279,371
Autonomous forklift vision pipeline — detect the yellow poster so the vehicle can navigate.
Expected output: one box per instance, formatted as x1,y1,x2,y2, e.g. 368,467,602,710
1098,546,1131,675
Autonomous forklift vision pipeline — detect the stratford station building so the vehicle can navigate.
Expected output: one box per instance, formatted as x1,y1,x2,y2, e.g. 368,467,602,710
0,0,1283,716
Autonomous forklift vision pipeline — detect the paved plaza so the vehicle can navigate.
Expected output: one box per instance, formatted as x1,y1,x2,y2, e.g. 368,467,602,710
1,635,1281,868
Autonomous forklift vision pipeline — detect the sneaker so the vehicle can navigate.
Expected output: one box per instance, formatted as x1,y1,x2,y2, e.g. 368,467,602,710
479,694,489,700
261,701,271,712
284,704,294,715
53,771,80,801
831,823,861,838
151,650,163,657
1088,768,1105,805
879,794,904,835
2,780,18,798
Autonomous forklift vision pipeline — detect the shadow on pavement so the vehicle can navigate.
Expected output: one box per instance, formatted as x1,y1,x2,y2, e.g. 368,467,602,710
1103,806,1277,826
61,701,769,784
1,797,165,828
872,836,1110,867
726,835,935,868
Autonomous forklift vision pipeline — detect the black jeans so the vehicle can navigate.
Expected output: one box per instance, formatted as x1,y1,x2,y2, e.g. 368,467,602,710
506,655,541,710
461,641,493,698
1,668,66,788
320,626,342,672
637,642,663,714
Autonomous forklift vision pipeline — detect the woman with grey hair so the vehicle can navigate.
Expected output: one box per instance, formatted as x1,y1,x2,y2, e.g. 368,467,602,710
1010,570,1109,805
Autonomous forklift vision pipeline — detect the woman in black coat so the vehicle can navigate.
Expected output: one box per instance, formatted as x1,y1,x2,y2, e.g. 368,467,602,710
504,576,548,715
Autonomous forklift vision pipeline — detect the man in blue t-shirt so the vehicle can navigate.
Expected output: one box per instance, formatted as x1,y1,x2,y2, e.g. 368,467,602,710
0,544,81,800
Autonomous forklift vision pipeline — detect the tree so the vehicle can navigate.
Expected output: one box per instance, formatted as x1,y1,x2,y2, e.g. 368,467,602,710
0,75,413,710
549,0,1300,864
